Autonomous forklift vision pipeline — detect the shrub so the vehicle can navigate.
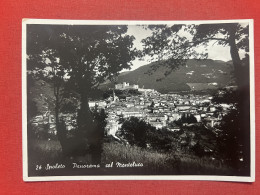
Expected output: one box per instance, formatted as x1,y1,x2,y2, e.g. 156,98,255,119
119,117,155,148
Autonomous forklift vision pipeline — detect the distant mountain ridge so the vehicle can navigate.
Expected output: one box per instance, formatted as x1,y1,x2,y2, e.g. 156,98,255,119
99,59,234,93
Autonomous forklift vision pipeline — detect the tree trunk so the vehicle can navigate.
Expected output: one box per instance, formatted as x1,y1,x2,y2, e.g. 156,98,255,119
54,86,67,153
77,80,103,164
229,26,250,175
229,26,244,88
77,90,93,134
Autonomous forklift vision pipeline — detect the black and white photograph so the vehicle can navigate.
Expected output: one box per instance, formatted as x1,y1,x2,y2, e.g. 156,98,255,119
22,19,255,182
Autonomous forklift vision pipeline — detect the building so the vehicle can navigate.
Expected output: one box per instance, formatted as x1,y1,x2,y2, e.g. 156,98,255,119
175,105,192,111
106,121,120,136
171,112,182,121
149,121,166,129
115,82,139,90
88,101,96,108
146,114,167,122
169,126,181,132
122,111,143,118
194,114,201,122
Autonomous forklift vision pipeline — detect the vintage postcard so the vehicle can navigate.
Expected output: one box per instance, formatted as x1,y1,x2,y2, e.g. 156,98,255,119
22,19,255,182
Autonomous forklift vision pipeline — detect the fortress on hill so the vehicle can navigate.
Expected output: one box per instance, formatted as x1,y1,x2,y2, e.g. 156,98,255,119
115,82,155,94
115,82,139,90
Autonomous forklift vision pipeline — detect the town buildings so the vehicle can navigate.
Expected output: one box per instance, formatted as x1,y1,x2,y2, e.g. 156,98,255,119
101,82,233,136
30,82,234,138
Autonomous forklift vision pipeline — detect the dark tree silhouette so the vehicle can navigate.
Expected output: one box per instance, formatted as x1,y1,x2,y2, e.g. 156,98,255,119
192,141,206,158
27,30,67,152
216,109,244,170
141,23,251,175
212,89,239,105
141,23,249,89
119,117,155,148
176,114,197,125
27,25,137,163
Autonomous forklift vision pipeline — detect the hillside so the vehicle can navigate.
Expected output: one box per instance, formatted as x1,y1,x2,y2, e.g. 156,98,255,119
99,59,234,93
28,59,235,115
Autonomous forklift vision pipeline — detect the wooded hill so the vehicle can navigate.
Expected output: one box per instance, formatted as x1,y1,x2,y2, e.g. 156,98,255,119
99,59,234,93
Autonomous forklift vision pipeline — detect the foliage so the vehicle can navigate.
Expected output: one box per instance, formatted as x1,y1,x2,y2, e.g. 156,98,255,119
100,59,233,93
119,117,217,157
27,25,137,91
215,109,244,169
27,25,138,162
191,142,206,158
176,114,197,125
28,139,234,176
146,128,177,152
141,23,249,87
212,89,239,104
119,117,155,148
212,85,250,174
27,98,39,119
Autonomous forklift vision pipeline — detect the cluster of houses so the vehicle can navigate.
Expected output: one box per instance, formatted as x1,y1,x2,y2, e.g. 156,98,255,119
30,111,75,136
89,82,234,136
30,82,234,139
30,111,57,135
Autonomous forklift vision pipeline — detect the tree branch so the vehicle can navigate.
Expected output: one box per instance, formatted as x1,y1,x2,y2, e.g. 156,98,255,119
189,37,228,46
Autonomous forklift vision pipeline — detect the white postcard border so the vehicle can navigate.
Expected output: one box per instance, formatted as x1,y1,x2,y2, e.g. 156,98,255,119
22,19,255,182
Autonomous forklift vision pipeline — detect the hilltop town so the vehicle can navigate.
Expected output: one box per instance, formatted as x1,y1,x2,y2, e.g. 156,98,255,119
30,81,234,140
91,82,233,138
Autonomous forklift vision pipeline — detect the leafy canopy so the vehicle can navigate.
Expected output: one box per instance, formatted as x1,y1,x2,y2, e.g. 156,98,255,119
27,25,138,92
141,23,249,78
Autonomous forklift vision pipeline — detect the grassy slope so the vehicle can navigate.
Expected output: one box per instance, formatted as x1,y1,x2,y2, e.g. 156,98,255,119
103,142,232,175
28,139,233,176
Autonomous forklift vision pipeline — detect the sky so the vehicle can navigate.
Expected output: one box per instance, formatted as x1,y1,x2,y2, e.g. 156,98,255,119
125,25,241,72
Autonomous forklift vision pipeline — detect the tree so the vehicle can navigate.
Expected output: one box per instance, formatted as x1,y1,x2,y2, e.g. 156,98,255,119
212,88,239,105
90,108,107,164
216,109,244,170
119,117,155,148
192,141,206,158
27,28,68,151
27,24,137,163
141,23,249,88
146,128,175,152
27,75,39,120
176,114,197,125
141,22,251,175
